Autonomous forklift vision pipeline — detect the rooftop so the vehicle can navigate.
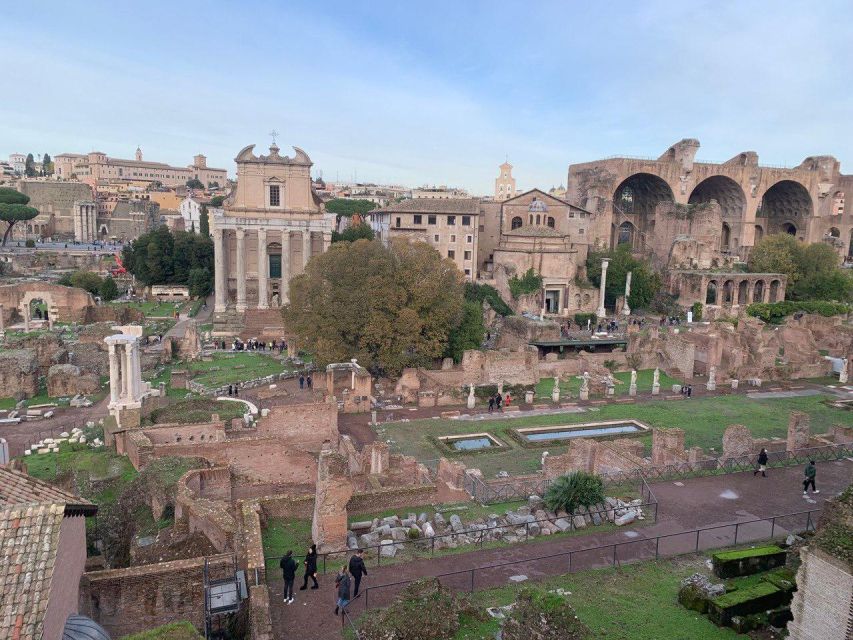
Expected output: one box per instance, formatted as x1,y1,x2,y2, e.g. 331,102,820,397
376,198,480,214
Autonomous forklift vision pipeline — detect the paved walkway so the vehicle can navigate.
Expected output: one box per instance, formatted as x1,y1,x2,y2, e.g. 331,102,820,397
267,460,852,640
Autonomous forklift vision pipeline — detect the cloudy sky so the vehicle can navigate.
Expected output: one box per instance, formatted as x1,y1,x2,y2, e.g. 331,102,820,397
2,1,851,194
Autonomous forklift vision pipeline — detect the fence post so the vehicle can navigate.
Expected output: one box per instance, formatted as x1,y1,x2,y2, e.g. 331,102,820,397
431,537,435,556
568,551,572,572
695,529,700,552
806,512,812,532
734,523,739,545
655,536,660,560
470,569,475,593
525,522,529,542
612,544,617,566
770,517,775,538
323,554,327,575
365,588,369,611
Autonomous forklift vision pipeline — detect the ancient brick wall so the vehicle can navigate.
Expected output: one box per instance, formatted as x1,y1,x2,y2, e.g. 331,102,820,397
259,494,315,520
460,346,540,385
46,364,99,397
0,349,39,398
6,333,68,373
0,282,95,323
79,554,232,637
787,412,811,452
788,547,853,640
256,401,338,451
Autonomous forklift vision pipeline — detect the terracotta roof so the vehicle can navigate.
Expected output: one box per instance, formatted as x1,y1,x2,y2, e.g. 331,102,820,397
376,198,480,214
0,502,66,639
0,467,95,514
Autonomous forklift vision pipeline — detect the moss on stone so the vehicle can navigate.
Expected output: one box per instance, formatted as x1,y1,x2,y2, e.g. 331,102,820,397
713,545,784,562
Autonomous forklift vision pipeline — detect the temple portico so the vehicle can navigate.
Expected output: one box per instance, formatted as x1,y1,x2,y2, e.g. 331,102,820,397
105,329,150,428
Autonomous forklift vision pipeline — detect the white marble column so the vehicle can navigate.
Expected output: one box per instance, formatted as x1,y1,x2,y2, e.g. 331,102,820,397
0,303,5,333
236,228,247,312
132,340,143,397
302,230,311,271
108,344,120,403
281,231,291,304
214,227,227,312
23,305,30,332
622,271,632,316
322,232,332,254
596,258,609,318
257,229,268,309
73,206,81,242
120,345,130,398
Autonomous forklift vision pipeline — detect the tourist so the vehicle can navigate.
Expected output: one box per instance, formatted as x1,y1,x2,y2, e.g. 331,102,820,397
687,385,692,398
280,550,297,604
504,393,511,407
299,374,305,390
753,448,769,477
488,396,494,412
803,461,819,495
348,549,368,597
307,374,313,389
227,384,233,396
495,393,503,411
334,566,351,616
234,383,239,397
300,544,319,590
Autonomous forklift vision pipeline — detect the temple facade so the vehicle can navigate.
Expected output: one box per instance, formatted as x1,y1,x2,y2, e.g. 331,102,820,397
212,142,335,337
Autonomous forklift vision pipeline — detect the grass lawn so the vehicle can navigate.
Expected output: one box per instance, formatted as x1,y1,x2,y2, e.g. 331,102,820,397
115,300,190,317
119,621,203,640
147,352,289,392
452,554,747,639
144,398,246,425
376,393,847,477
534,368,681,398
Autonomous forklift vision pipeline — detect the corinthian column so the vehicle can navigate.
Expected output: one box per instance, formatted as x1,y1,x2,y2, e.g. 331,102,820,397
236,228,247,312
213,227,227,312
302,230,311,271
322,232,332,254
281,231,291,304
108,344,119,404
596,258,609,319
257,228,268,309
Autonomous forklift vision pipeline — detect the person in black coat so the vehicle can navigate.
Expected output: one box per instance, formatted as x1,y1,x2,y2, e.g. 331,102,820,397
300,544,319,590
753,448,769,477
348,549,368,597
279,550,297,604
334,567,351,616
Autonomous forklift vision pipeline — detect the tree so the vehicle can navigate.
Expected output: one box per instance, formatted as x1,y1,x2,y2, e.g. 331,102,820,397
24,154,37,177
208,181,219,189
748,234,800,284
331,222,374,243
0,188,39,245
70,270,104,296
444,301,484,362
199,204,210,236
283,239,464,375
544,472,605,516
209,195,225,207
42,154,53,176
508,267,543,298
186,178,204,190
188,267,213,298
99,276,119,301
586,244,661,310
122,226,214,289
324,198,376,218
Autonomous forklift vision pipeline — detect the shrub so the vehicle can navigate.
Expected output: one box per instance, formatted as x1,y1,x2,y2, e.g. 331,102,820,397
24,238,35,248
508,267,543,298
502,588,592,639
691,301,703,321
544,471,604,515
574,312,596,328
99,275,119,301
746,300,851,323
464,282,512,316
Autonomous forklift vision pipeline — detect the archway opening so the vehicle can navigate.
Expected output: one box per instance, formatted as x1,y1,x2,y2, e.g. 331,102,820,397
546,216,555,228
688,175,746,222
758,180,812,236
737,280,749,305
706,281,718,305
617,221,635,246
769,280,781,302
721,223,731,250
754,280,765,302
754,224,764,243
612,173,674,249
828,227,840,238
722,280,734,304
511,216,522,230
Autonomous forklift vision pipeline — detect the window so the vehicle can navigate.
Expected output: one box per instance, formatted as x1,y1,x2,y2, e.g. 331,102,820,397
569,211,575,218
450,234,456,242
447,216,456,225
448,250,455,259
466,235,472,243
413,214,422,224
269,185,280,207
428,215,437,225
579,228,585,234
396,217,401,228
462,215,471,226
547,217,555,228
479,224,484,232
464,250,471,260
269,253,282,278
464,268,471,276
511,216,522,230
434,234,439,242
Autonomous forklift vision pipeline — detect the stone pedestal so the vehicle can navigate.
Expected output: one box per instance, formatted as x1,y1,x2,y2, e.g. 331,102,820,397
840,358,849,384
467,384,475,409
731,379,739,390
551,377,560,403
706,365,717,392
628,369,637,397
524,390,534,404
651,368,660,396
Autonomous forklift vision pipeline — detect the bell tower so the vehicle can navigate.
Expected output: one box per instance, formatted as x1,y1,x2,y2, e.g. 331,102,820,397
495,161,516,201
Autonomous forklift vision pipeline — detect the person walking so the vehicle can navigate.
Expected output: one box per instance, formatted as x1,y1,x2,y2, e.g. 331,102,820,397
307,374,313,389
504,393,511,407
348,549,368,597
279,550,297,604
495,393,503,411
300,544,319,590
299,374,305,390
488,396,494,413
753,448,769,477
803,461,819,495
334,567,351,616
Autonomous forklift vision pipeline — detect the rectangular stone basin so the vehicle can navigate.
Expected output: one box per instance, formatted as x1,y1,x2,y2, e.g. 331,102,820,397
517,419,650,443
438,433,504,451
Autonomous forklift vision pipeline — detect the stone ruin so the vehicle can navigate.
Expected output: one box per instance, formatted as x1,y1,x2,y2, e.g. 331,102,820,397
311,447,354,553
0,349,39,398
326,359,374,413
46,363,100,397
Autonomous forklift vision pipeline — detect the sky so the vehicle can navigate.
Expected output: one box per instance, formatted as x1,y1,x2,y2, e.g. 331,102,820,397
2,1,852,195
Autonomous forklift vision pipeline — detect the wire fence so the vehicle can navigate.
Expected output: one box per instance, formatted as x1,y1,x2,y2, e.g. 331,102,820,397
342,508,820,618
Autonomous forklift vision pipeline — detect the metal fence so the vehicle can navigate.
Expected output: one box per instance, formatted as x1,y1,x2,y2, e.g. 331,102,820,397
343,508,820,617
465,442,853,503
264,490,658,579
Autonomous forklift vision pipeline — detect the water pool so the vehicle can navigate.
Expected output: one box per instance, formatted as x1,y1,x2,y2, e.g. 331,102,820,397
517,420,649,443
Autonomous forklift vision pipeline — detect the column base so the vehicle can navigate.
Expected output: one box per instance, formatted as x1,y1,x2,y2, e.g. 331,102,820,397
236,303,248,313
596,307,606,319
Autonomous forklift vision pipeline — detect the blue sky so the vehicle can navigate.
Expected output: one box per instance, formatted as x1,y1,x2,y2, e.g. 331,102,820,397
2,1,851,194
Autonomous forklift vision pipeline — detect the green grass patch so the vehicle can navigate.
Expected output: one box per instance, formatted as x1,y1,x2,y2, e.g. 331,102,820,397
115,300,190,317
711,581,779,608
147,352,288,392
713,545,783,562
534,368,681,399
119,621,203,640
144,398,245,425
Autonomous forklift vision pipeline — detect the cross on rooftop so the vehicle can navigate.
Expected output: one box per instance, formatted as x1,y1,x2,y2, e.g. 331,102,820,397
269,129,279,145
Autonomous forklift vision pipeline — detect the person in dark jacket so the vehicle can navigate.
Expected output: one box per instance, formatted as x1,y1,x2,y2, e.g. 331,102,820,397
334,567,351,615
753,448,769,477
803,461,819,495
300,544,319,590
348,549,368,597
279,550,297,604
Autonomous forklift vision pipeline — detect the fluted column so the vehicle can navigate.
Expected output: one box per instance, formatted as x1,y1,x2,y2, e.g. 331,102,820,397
131,340,143,397
257,229,268,309
122,345,132,398
596,258,609,319
281,231,291,304
302,230,311,271
236,228,247,312
214,227,227,312
108,344,120,403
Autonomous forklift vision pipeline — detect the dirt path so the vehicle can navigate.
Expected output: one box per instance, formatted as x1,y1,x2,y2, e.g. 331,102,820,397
3,396,110,457
267,460,852,639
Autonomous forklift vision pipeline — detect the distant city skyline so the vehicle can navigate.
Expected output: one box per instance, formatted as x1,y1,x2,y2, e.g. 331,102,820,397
2,0,852,195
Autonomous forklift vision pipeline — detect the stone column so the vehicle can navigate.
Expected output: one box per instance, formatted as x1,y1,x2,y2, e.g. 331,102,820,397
73,206,81,242
124,343,134,399
302,230,311,271
596,258,609,318
131,340,143,398
651,368,660,395
23,304,30,332
213,227,227,312
281,231,291,304
108,344,120,404
257,229,268,309
322,232,332,254
840,358,849,384
467,383,475,409
551,377,560,403
706,365,717,392
629,369,638,396
0,304,5,334
622,271,632,316
235,228,247,312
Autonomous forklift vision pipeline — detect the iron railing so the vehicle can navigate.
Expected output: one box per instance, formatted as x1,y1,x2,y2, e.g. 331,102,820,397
343,508,820,616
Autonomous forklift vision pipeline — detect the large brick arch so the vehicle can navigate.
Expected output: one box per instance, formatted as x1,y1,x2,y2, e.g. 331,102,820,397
612,172,676,249
0,283,95,323
757,179,813,238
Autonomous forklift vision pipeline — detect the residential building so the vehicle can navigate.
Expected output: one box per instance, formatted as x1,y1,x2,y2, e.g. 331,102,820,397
411,185,469,199
0,465,101,640
179,193,212,233
9,153,26,174
375,198,480,279
54,148,227,188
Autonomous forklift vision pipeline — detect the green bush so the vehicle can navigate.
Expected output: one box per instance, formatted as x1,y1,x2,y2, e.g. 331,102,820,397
464,282,512,316
544,471,604,515
508,267,543,298
691,302,703,321
574,312,596,328
746,300,851,323
98,275,119,301
24,238,35,248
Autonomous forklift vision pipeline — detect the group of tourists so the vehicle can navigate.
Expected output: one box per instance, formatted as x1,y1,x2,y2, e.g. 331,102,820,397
753,450,820,495
298,373,313,390
279,544,368,617
679,384,694,397
487,392,511,412
229,337,286,352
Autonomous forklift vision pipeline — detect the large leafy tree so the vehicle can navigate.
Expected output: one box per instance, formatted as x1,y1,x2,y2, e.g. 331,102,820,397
331,222,374,243
0,188,39,245
283,239,464,375
324,198,376,218
544,472,605,515
122,226,213,292
586,244,661,310
199,204,210,236
24,154,37,177
42,153,53,176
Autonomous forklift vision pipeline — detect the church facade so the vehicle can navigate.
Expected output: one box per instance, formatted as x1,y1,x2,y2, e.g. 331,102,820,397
212,142,335,337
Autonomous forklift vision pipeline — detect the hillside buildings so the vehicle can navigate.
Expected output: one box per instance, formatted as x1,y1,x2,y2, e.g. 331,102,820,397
54,148,227,188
